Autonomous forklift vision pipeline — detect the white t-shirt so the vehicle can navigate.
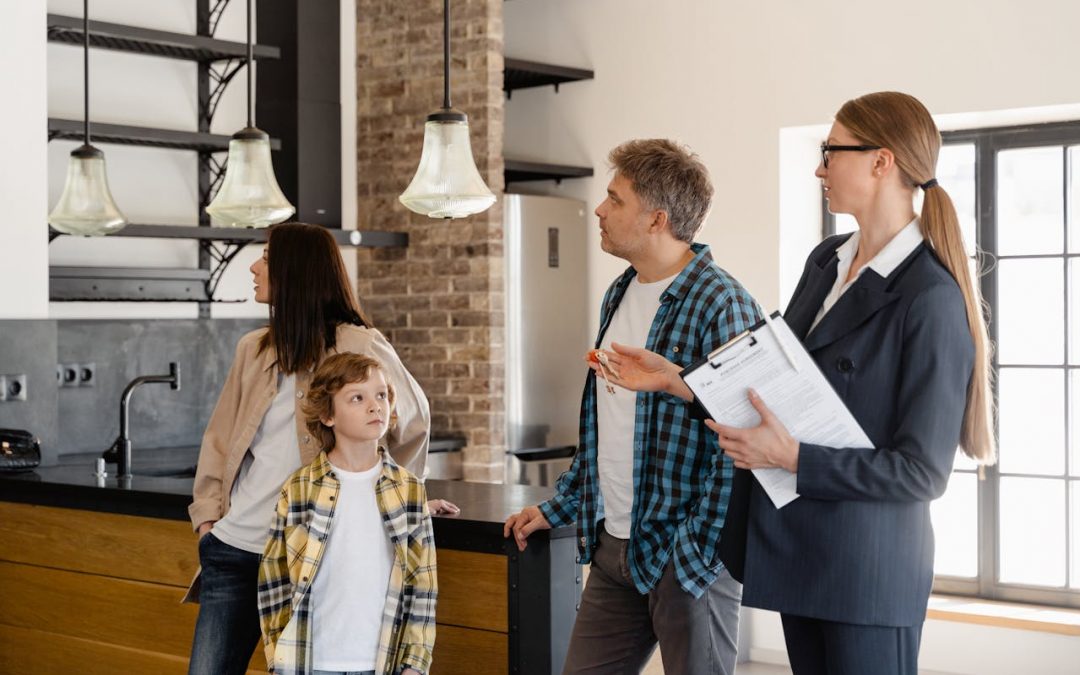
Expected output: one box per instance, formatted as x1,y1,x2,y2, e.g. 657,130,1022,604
213,373,304,553
311,459,395,671
596,272,676,539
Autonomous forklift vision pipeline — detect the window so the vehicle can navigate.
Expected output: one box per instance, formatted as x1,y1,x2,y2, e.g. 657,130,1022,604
823,121,1080,608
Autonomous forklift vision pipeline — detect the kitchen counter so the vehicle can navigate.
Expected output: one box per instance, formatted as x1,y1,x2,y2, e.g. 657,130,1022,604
2,447,559,529
0,450,579,675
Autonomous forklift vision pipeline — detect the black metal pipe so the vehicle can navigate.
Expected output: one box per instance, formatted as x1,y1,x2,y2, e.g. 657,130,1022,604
443,0,451,110
247,0,254,127
83,0,89,144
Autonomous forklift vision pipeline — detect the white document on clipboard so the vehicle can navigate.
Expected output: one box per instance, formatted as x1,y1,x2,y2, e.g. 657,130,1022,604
681,313,873,508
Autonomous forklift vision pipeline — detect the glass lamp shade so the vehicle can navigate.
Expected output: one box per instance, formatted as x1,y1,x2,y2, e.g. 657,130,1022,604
399,114,496,219
48,145,127,236
205,127,295,228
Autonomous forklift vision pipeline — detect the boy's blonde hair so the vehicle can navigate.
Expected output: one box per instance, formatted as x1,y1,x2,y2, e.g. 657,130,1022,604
302,352,396,452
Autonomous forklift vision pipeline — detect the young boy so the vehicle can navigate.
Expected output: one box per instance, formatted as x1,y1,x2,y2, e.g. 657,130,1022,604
258,353,437,675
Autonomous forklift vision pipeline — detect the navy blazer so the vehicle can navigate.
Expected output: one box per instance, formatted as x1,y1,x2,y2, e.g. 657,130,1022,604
719,234,974,627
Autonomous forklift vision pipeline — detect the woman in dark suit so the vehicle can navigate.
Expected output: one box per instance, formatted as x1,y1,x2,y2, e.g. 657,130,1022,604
594,91,995,675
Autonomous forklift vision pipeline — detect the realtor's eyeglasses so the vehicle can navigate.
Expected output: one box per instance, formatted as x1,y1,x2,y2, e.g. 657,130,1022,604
820,143,881,169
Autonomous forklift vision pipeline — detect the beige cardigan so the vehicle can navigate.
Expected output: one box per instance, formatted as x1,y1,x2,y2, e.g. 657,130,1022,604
188,324,431,533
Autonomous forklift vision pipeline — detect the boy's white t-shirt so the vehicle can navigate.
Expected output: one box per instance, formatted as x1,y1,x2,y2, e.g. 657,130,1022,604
311,459,395,671
596,272,675,540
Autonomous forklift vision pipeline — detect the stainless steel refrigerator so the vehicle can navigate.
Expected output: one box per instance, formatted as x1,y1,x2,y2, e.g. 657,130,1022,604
504,193,590,485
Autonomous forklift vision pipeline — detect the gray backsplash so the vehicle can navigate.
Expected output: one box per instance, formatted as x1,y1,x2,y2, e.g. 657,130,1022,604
0,318,263,465
0,321,60,464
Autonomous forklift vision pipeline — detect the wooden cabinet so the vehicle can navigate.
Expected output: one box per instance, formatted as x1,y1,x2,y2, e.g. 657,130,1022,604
0,481,579,675
0,502,266,674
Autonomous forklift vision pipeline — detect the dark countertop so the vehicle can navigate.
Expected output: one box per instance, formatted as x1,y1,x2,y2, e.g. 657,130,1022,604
0,446,573,554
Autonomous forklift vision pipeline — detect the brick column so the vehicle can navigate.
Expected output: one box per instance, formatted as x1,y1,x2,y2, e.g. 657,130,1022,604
354,0,505,481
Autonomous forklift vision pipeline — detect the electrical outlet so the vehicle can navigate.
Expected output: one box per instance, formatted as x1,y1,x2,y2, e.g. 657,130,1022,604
78,363,96,387
4,374,26,401
59,363,79,388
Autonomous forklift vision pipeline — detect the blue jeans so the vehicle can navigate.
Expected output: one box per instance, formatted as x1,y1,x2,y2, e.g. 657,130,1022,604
188,532,263,675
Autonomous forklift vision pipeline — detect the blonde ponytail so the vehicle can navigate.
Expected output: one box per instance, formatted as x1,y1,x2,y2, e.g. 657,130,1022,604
920,186,996,463
838,92,996,463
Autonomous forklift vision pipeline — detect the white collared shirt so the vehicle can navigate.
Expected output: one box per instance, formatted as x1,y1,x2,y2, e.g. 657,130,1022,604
809,218,924,333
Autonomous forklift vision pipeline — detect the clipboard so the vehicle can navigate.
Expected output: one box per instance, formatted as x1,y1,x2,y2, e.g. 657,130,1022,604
680,312,873,508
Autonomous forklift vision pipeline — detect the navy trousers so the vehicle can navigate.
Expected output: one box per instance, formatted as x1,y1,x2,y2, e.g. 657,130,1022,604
781,613,922,675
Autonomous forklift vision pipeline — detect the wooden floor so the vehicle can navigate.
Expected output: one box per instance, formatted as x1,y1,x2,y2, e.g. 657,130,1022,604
647,660,955,674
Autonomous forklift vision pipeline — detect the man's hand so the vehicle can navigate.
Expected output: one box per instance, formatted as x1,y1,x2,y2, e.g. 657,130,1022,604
586,343,692,401
503,505,551,552
402,669,421,675
197,521,215,539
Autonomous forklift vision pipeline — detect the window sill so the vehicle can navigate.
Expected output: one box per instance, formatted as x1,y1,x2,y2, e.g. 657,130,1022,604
927,595,1080,636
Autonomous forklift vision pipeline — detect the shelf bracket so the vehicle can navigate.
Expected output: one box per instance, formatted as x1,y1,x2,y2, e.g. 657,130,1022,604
198,153,228,210
199,57,246,129
202,0,232,38
200,239,249,301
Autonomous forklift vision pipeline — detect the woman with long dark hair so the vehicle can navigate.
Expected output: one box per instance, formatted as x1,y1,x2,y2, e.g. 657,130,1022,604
185,223,445,674
593,92,995,674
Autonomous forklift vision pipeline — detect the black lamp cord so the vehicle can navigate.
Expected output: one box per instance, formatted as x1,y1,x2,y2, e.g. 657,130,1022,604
247,0,254,128
83,0,90,145
443,0,451,109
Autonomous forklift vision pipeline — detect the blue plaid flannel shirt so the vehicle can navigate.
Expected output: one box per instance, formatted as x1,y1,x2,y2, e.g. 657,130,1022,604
538,243,761,598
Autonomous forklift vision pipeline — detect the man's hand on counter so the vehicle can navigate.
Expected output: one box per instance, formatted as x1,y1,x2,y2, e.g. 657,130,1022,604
503,505,551,551
197,521,215,539
427,499,460,516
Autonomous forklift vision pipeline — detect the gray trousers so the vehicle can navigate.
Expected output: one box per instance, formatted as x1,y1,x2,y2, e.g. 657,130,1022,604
562,526,742,675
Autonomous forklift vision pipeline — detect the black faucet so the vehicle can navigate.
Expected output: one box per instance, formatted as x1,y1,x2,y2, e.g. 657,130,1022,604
102,362,181,478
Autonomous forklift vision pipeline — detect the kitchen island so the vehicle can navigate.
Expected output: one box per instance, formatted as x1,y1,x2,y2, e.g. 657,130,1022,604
0,455,579,675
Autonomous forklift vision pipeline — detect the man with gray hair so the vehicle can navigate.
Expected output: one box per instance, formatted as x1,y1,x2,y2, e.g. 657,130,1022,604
505,139,760,673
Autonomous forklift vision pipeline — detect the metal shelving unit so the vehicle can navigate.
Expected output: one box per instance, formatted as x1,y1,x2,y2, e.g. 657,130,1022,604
502,58,594,185
48,226,408,303
49,266,223,303
504,159,593,184
46,13,280,62
45,3,408,310
50,224,405,247
503,58,593,95
47,118,280,152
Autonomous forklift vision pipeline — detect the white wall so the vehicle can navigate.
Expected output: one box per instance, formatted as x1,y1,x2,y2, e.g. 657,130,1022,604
0,0,358,320
0,0,49,318
504,1,1080,672
504,0,1080,322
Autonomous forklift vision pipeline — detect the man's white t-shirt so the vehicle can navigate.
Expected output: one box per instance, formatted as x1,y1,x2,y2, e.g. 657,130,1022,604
311,459,395,671
596,272,676,540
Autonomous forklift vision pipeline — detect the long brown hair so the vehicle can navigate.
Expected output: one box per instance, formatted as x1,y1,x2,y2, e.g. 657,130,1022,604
257,223,372,374
836,91,996,464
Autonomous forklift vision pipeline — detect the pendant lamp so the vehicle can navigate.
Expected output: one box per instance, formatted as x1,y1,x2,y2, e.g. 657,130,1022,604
398,0,495,219
48,0,127,236
205,0,294,228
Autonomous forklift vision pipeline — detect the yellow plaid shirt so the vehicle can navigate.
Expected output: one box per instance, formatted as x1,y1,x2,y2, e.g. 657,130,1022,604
257,450,437,675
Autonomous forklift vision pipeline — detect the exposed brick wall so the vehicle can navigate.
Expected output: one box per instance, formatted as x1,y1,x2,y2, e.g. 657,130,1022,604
354,0,505,481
